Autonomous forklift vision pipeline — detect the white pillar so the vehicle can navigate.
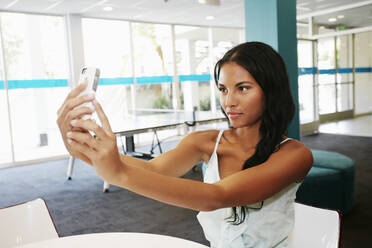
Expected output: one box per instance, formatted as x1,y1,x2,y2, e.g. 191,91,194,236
208,28,217,113
28,16,47,147
171,25,181,110
64,14,85,88
182,40,199,111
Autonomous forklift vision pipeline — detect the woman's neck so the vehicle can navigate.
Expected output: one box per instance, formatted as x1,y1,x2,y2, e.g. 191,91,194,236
229,123,261,151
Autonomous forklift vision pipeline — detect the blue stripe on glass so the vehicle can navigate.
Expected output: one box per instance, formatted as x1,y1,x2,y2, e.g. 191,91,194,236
99,77,133,85
136,75,173,84
178,74,211,82
319,69,336,74
337,68,352,74
355,67,372,73
7,79,68,89
1,68,372,90
298,67,317,75
298,67,372,75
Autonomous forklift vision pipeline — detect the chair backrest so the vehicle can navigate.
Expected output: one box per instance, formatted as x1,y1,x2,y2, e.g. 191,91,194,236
287,202,341,248
0,198,59,248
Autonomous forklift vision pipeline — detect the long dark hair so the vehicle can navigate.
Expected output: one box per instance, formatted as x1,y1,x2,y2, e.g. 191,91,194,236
214,41,295,224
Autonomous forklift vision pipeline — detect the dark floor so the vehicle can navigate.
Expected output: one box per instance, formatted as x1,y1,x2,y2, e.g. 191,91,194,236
0,133,370,247
301,133,372,248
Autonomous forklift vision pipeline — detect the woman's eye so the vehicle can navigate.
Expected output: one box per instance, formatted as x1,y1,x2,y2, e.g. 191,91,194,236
218,88,227,93
239,86,250,91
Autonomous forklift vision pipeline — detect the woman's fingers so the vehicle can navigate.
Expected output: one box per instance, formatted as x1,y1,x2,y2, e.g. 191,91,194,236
67,138,95,160
93,100,113,134
57,81,87,115
67,130,100,150
58,93,95,122
65,81,88,103
70,118,108,140
66,106,95,122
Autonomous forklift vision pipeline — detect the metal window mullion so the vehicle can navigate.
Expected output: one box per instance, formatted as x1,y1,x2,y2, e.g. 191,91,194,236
313,39,318,122
334,36,338,113
0,20,15,163
316,39,322,118
129,21,136,111
352,33,356,113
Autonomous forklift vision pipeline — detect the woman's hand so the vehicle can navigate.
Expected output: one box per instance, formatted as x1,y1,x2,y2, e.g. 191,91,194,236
65,100,123,183
56,81,95,164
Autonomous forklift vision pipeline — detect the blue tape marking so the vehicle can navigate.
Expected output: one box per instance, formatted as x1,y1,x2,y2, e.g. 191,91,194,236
0,80,3,89
99,77,133,85
178,74,211,82
136,76,173,84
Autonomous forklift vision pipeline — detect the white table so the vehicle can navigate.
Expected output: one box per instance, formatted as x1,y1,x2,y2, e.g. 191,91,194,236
18,232,209,248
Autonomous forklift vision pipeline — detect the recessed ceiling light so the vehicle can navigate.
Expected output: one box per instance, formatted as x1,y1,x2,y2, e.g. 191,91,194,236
199,0,220,6
337,15,344,19
5,0,19,9
103,6,113,11
206,16,215,20
328,17,337,23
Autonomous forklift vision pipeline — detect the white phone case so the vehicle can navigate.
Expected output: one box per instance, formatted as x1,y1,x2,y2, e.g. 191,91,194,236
77,67,100,120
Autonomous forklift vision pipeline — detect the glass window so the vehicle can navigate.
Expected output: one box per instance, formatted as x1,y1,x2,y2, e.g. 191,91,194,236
298,40,316,123
211,27,243,110
0,32,12,166
336,35,353,112
0,12,69,162
175,26,243,111
317,37,336,114
82,18,133,122
354,31,372,115
132,23,173,110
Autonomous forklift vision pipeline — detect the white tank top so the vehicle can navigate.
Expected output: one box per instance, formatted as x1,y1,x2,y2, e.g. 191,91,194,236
197,130,301,248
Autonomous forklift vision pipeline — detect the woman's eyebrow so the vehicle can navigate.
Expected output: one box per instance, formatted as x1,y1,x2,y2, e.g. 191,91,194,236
236,81,253,86
218,81,253,87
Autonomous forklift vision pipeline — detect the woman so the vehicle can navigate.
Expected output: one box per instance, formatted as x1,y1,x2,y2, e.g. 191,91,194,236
57,42,313,248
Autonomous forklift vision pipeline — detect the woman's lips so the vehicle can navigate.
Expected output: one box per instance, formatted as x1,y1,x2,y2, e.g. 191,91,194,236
227,112,242,119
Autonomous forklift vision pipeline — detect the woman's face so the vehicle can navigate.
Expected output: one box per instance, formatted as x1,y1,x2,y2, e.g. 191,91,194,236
218,62,265,128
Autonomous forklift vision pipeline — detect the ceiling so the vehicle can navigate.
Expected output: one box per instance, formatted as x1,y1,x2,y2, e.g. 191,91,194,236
0,0,371,28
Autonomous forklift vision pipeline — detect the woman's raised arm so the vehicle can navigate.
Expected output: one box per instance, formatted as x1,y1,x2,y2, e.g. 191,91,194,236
67,100,312,212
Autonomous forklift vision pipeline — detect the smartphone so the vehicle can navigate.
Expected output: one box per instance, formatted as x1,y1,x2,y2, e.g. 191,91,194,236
77,67,100,120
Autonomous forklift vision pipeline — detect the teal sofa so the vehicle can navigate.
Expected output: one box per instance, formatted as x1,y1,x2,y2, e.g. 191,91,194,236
296,149,355,214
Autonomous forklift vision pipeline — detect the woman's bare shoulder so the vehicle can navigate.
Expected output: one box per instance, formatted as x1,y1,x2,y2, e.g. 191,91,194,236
280,138,311,153
277,138,312,159
182,129,221,145
273,139,313,180
181,129,223,161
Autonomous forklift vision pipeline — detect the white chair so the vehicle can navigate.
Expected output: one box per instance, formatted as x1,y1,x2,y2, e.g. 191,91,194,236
0,198,59,248
288,202,341,248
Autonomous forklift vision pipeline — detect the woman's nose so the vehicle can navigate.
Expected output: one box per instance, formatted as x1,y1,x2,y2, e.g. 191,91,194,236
224,92,238,107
